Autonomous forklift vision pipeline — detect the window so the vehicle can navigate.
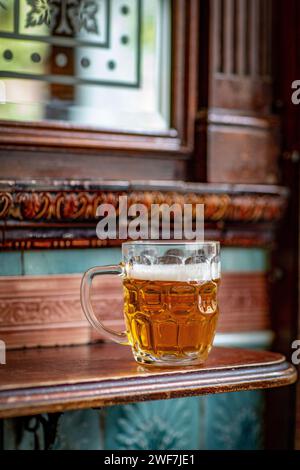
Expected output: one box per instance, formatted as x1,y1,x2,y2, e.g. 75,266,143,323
0,1,198,169
0,0,171,132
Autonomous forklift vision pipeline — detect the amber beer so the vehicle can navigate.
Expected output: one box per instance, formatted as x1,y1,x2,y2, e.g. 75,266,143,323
123,265,220,363
81,241,221,366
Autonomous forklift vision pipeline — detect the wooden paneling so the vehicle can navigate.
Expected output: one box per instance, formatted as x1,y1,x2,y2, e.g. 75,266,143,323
207,118,279,184
195,0,279,184
0,150,187,181
0,271,270,349
0,344,296,418
210,0,272,110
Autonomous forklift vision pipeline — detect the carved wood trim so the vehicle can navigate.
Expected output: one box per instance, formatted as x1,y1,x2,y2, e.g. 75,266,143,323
0,180,288,250
0,272,271,349
0,187,287,222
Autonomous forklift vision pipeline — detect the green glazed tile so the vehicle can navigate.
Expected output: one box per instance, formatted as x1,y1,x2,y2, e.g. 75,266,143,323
52,410,102,450
104,397,201,450
23,248,122,275
7,247,268,276
203,391,264,450
0,252,23,276
3,410,102,450
221,248,268,272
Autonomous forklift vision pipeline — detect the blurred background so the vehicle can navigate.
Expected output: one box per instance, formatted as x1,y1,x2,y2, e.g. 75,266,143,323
0,0,299,450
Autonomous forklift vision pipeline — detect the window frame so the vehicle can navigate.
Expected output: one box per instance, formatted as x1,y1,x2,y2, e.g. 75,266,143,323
0,0,199,157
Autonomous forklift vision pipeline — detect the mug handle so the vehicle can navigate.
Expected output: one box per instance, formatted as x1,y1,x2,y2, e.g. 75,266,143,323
80,265,129,345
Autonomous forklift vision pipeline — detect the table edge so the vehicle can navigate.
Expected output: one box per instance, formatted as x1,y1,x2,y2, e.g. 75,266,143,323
0,358,297,419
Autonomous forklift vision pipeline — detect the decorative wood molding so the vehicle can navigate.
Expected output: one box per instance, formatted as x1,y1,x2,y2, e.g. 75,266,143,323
0,189,286,222
0,180,288,250
0,271,270,349
0,186,287,222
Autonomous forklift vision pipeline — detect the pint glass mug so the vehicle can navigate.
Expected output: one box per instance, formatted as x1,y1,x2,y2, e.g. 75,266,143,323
81,241,221,366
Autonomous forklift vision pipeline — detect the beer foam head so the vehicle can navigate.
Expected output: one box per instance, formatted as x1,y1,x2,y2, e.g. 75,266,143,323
127,263,213,282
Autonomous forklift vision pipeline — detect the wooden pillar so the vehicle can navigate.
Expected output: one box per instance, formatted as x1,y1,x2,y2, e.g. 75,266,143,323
195,0,279,184
269,0,300,450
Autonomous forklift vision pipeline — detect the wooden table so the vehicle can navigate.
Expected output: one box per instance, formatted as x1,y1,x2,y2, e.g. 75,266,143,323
0,343,297,418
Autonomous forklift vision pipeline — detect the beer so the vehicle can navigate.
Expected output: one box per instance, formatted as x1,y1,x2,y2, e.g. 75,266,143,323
123,264,220,364
81,241,221,366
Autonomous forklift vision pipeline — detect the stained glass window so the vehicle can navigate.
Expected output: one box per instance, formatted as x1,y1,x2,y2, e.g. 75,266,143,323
0,0,171,131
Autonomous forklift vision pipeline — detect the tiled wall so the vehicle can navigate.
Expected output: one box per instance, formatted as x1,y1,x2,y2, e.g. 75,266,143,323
0,247,268,276
0,248,121,276
3,392,264,450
